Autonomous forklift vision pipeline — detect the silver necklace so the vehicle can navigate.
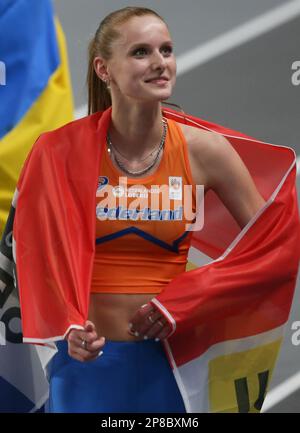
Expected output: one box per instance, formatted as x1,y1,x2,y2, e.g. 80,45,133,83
106,119,167,177
108,129,164,162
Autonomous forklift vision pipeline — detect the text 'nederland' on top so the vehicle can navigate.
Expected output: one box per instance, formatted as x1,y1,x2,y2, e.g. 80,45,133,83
96,176,205,232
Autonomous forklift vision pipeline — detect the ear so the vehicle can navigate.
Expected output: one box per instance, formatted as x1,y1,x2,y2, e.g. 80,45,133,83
93,56,108,81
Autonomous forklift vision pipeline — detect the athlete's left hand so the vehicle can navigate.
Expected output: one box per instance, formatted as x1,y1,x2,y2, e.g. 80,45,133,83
128,303,173,341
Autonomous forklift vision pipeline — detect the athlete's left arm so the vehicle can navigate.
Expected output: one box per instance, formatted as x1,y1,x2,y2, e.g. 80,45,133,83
194,132,266,229
128,133,267,339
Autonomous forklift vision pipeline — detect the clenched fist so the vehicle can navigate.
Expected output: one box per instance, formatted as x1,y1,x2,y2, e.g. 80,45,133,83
66,320,106,362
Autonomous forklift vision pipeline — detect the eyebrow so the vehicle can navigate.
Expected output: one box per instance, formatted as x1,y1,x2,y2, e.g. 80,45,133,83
129,40,173,50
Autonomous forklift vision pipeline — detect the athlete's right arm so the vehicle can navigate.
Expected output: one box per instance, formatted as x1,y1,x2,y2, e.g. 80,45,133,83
66,320,106,362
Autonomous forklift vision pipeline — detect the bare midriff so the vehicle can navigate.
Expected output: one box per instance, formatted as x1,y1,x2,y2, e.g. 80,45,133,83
89,152,164,342
88,293,159,341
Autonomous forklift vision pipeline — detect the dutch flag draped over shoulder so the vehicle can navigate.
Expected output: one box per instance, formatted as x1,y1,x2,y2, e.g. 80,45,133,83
0,0,73,412
8,106,300,413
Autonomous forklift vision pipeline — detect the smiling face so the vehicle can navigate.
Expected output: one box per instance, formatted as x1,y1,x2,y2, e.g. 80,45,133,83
94,15,177,103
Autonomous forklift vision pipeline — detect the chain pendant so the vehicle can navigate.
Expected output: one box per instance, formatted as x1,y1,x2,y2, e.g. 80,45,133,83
106,120,167,177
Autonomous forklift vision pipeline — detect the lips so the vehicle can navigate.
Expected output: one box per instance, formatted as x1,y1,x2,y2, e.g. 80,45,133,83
145,77,169,83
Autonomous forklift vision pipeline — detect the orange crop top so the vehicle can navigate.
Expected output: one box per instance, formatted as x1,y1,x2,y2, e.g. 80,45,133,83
91,117,198,294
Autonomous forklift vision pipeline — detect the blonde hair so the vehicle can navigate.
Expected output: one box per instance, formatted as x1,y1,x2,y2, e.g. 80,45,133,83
87,7,167,115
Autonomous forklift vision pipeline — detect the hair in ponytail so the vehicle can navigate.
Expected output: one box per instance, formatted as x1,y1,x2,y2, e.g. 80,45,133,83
87,7,166,115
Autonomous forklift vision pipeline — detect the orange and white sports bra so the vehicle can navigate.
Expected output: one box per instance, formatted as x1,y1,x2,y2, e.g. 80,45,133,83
91,117,198,294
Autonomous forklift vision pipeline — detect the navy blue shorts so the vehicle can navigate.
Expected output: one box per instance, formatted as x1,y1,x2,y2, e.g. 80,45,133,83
46,339,186,413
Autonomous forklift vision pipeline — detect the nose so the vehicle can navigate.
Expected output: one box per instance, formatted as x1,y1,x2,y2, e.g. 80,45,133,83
150,50,167,70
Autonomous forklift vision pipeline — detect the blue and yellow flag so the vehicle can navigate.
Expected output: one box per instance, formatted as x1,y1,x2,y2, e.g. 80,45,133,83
0,0,73,235
0,0,73,412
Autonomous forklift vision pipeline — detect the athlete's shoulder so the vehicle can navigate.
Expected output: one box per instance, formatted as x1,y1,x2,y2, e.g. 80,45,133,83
174,118,232,191
176,120,221,159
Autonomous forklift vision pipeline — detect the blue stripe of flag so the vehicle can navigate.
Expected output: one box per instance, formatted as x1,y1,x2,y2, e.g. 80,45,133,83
0,0,60,138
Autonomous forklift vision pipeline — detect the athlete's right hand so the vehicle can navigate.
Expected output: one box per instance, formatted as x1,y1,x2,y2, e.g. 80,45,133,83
66,320,106,362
